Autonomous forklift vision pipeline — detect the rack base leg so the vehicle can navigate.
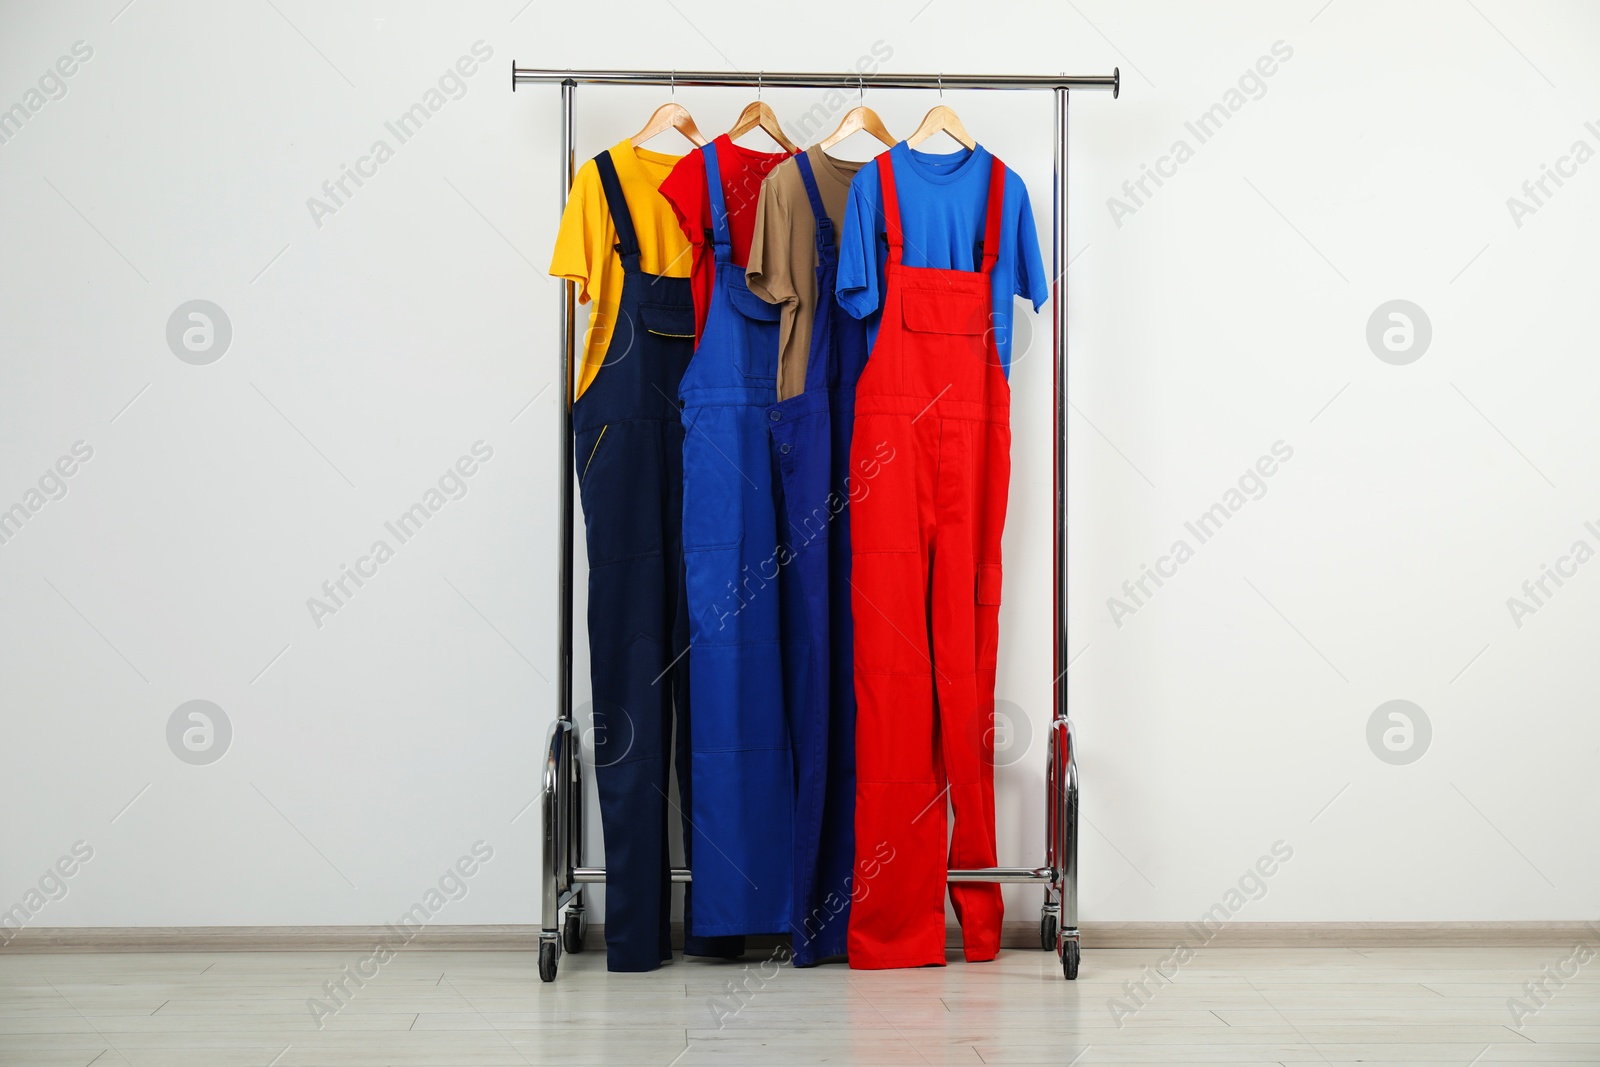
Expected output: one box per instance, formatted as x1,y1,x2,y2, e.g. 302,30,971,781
538,931,560,982
541,718,576,982
1046,716,1080,980
563,890,588,954
1060,931,1080,979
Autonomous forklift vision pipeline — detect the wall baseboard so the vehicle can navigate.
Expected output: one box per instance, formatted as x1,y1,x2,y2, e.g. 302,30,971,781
1073,921,1600,949
5,921,1596,954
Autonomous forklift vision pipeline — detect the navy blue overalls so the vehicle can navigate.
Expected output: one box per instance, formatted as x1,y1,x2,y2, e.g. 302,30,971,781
679,140,794,938
574,148,741,971
768,153,870,965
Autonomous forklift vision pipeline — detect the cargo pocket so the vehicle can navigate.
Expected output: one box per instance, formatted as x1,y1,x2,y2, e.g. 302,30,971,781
639,302,696,340
573,423,634,567
728,283,781,382
580,424,608,484
846,424,916,554
900,287,990,394
901,287,988,336
679,408,744,552
976,562,1004,606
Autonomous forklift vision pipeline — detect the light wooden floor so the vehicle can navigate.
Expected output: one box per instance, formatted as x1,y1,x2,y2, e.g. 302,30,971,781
1,944,1597,1065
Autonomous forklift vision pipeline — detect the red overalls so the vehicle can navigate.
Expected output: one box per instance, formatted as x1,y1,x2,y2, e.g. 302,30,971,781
847,153,1011,968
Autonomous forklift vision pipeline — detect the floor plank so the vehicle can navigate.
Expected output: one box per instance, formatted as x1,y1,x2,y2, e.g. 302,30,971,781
0,945,1596,1065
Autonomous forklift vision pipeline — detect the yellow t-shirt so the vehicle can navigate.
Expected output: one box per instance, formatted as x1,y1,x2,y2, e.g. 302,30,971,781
548,141,694,401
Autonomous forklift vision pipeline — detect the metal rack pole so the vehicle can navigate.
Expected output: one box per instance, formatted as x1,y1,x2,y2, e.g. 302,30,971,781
540,77,580,977
1053,94,1069,740
513,68,1118,94
557,76,576,727
1052,85,1081,974
526,65,1113,982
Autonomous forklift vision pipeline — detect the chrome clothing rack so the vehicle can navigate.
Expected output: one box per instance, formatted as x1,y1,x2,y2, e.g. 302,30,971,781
515,63,1119,983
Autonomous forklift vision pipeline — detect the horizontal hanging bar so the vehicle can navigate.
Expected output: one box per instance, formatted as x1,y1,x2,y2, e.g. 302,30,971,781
570,865,1055,885
512,66,1119,97
573,866,689,884
947,866,1055,884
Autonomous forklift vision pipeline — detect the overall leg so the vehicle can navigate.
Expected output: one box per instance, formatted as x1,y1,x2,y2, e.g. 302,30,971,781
682,401,793,937
668,417,744,960
930,416,1003,963
848,412,945,969
815,328,869,964
771,399,831,963
812,487,858,963
578,417,675,973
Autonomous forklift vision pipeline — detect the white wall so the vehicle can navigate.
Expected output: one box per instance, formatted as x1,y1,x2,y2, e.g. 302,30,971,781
2,0,1596,935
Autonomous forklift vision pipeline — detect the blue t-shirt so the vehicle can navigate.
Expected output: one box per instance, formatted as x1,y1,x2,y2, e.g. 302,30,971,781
836,141,1048,376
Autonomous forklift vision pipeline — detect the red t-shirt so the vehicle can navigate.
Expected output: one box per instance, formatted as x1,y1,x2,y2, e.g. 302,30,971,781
659,133,795,342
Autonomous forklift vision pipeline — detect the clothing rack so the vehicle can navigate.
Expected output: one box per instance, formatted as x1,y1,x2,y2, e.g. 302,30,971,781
514,63,1119,982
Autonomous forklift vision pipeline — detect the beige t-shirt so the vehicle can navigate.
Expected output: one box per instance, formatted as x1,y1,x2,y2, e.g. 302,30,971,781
746,147,867,401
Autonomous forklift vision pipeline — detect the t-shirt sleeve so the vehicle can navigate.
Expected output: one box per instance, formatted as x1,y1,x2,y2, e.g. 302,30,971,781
1012,173,1050,312
658,149,709,262
548,159,602,305
746,172,795,306
836,165,882,320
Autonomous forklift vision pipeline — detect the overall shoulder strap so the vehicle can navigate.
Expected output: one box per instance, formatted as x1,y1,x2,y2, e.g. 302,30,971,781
702,140,732,257
980,156,1006,275
877,151,903,268
793,151,835,266
592,149,640,263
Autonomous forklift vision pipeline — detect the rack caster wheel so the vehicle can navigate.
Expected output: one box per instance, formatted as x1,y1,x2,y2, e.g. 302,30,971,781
1061,940,1080,980
539,941,559,982
1040,913,1057,951
563,909,587,953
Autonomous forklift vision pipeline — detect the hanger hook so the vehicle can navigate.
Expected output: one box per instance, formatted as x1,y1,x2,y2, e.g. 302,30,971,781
938,73,944,99
758,71,763,101
859,73,864,103
670,69,676,98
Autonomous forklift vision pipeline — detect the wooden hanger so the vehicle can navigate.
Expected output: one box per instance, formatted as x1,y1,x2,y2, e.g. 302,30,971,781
630,73,706,147
631,102,706,147
725,73,799,152
818,76,896,151
907,106,976,150
906,76,976,150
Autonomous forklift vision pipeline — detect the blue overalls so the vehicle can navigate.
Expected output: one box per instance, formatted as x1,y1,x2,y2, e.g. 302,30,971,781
575,149,741,971
768,153,869,965
678,140,794,938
